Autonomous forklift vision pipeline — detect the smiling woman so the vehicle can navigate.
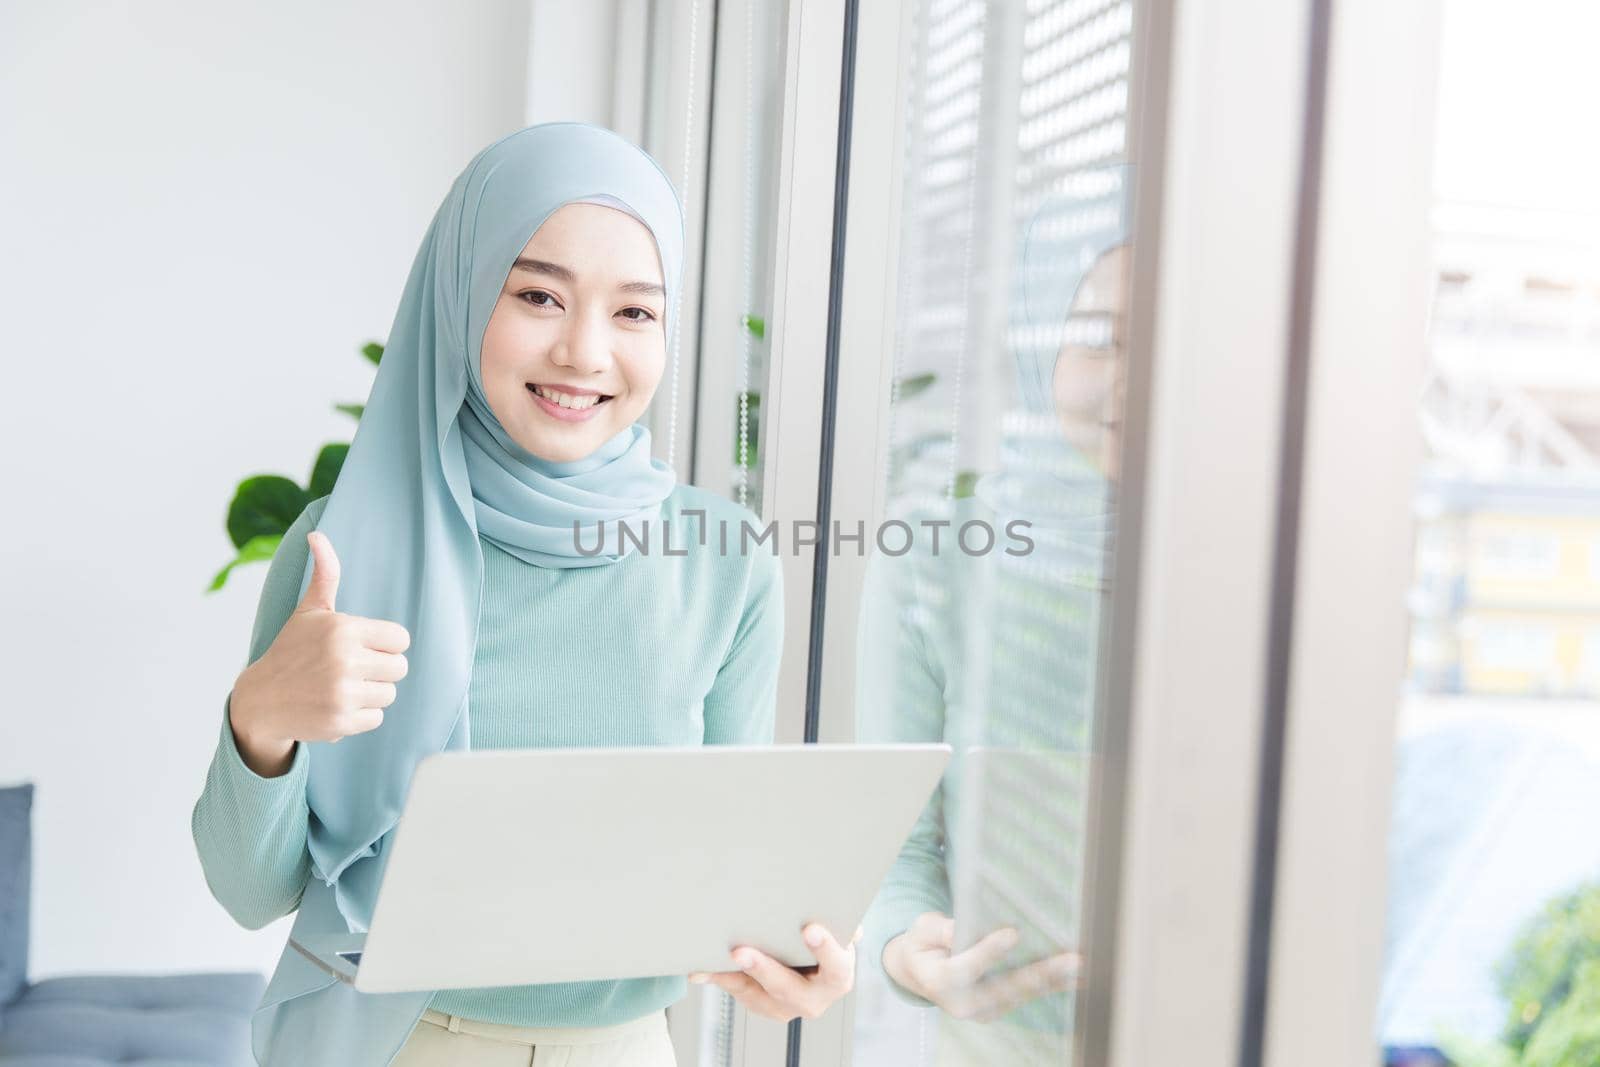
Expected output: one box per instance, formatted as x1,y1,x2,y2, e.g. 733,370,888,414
480,202,670,463
186,123,839,1067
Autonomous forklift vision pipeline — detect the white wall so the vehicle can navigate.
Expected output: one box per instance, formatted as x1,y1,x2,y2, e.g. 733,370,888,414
525,0,621,129
0,0,529,978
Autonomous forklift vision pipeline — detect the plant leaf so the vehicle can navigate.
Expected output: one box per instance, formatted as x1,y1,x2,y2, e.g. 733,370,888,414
308,443,349,499
334,402,364,420
227,475,311,550
953,470,979,499
890,430,953,466
742,314,766,341
207,534,283,592
362,341,384,365
896,372,937,402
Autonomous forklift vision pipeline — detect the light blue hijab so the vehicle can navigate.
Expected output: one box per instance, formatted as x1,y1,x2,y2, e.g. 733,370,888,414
1011,163,1133,418
975,163,1133,524
295,122,683,929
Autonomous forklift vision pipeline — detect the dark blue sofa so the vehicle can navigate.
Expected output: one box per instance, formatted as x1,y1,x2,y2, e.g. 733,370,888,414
0,783,265,1066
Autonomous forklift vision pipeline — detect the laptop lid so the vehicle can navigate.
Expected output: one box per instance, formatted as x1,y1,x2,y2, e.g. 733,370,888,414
350,742,951,994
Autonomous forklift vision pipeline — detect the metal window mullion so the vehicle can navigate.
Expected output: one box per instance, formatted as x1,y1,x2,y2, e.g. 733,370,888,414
1099,0,1313,1063
745,0,849,1062
798,0,918,1064
1258,0,1442,1060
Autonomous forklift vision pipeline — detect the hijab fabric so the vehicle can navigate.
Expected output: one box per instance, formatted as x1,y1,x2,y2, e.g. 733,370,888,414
295,122,683,928
975,163,1134,528
1010,163,1134,417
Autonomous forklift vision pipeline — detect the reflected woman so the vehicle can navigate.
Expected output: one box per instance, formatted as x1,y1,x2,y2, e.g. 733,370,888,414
856,166,1133,1066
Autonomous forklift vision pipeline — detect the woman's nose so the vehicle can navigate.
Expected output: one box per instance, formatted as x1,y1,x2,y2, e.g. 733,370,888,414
549,309,612,374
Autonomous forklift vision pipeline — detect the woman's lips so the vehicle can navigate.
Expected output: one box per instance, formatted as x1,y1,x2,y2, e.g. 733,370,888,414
527,384,608,423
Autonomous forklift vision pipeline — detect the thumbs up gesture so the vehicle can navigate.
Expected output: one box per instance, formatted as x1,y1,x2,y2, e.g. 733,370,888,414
228,531,411,777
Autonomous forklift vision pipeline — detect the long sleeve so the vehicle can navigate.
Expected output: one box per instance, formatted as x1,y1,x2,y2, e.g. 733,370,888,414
701,543,784,746
855,549,952,1007
190,497,328,930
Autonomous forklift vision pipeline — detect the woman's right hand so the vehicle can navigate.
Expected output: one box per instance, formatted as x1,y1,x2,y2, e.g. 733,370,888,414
228,530,411,777
881,911,1081,1022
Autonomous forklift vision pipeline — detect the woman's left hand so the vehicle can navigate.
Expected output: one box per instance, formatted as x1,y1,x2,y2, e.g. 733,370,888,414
687,923,862,1022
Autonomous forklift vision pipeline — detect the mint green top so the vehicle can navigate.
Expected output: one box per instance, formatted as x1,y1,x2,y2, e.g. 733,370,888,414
856,489,1107,1038
192,484,783,1028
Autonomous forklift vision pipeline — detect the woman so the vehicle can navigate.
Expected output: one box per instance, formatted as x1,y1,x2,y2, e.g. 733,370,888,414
856,165,1133,1064
191,122,856,1067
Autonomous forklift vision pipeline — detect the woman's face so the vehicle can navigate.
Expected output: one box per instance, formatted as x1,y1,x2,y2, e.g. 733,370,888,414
1051,243,1129,481
479,202,668,464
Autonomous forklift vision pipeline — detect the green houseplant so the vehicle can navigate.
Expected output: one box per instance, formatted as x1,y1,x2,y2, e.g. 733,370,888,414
206,341,382,592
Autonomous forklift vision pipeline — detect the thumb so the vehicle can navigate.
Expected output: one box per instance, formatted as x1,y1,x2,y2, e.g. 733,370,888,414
298,530,341,613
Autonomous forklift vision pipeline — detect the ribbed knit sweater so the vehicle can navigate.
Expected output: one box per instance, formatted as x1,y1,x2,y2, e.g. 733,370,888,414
191,484,783,1028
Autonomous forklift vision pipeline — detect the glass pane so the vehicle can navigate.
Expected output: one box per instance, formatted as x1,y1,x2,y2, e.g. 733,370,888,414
1379,3,1600,1064
645,0,788,1061
687,0,785,517
851,1,1138,1064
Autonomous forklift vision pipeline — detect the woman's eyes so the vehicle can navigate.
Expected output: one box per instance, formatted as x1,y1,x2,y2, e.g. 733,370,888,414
516,290,656,324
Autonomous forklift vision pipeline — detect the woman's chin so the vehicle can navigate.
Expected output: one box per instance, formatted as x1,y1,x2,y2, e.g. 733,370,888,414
515,424,605,464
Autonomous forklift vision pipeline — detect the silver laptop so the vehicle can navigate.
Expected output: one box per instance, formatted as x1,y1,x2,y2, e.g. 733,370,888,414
294,742,950,994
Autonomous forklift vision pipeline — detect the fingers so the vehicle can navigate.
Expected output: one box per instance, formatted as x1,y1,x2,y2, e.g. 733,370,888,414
356,617,411,654
730,946,812,1008
309,707,384,742
1002,951,1080,996
353,680,398,710
944,927,1019,987
966,950,1082,1022
1046,950,1082,987
354,648,409,684
909,911,956,951
803,924,856,996
298,532,411,654
298,532,341,613
701,970,788,1020
691,928,864,1024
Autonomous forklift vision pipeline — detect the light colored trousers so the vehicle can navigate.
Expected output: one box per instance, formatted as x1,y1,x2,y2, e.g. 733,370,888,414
392,1007,676,1066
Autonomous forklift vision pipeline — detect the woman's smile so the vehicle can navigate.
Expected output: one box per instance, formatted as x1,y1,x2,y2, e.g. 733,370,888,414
527,382,614,422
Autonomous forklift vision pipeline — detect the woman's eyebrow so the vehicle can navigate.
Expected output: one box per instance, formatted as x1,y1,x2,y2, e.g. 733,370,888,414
511,257,663,298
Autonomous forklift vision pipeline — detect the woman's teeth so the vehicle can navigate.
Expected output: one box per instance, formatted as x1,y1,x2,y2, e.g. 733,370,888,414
530,384,607,410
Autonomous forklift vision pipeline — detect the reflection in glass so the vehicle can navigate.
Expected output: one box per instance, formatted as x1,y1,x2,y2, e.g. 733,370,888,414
838,3,1139,1062
854,159,1132,1066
